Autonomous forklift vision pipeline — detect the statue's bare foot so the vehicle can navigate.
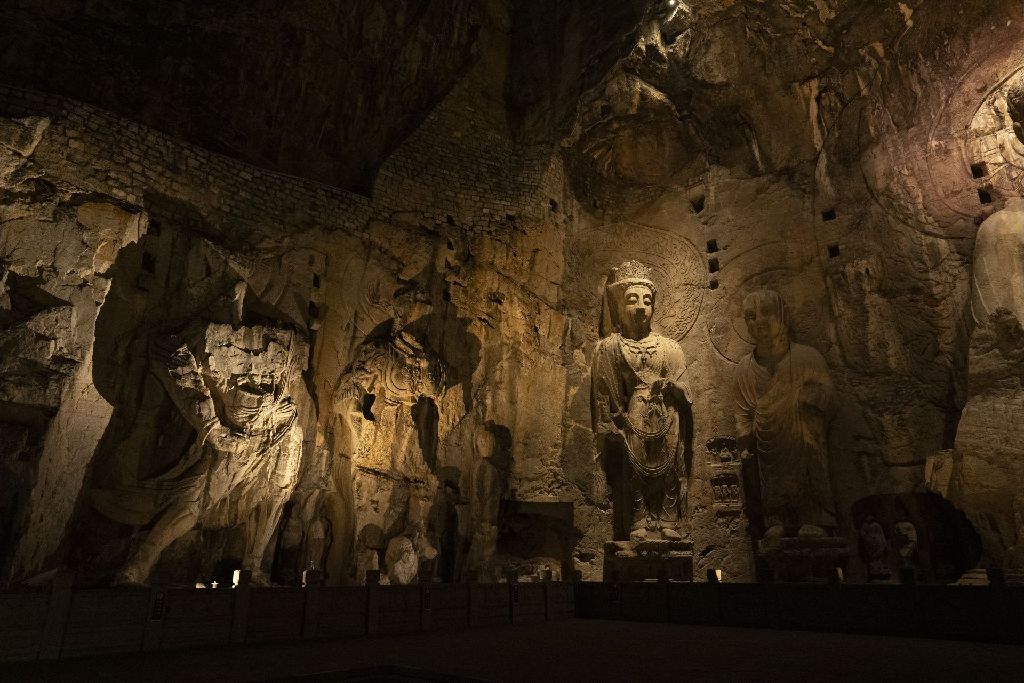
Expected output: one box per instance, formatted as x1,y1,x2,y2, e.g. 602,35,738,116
113,567,147,588
798,524,826,538
661,527,682,541
763,525,786,540
629,526,648,543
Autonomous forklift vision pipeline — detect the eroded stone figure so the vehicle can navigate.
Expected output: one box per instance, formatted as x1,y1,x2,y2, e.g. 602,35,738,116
859,518,890,580
1007,75,1024,144
591,260,691,542
893,520,918,569
404,483,439,578
96,324,308,585
384,536,419,585
466,427,504,579
732,289,836,538
326,328,444,583
945,199,1024,570
971,197,1024,325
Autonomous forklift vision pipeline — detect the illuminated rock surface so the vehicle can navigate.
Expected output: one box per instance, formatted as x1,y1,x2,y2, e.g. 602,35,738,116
1,0,1023,586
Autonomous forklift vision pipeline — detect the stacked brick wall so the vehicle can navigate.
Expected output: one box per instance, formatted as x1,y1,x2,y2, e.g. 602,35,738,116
0,82,565,242
373,80,562,230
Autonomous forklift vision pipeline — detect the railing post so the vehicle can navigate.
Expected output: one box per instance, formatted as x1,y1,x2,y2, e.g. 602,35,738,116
142,588,167,651
302,569,322,639
230,570,252,644
365,570,380,635
38,571,75,660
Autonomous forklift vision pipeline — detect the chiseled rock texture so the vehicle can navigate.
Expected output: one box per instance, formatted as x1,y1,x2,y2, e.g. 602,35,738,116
1,0,1023,584
1,116,146,579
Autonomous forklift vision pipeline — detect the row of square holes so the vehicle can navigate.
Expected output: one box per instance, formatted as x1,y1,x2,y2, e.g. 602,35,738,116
702,161,994,290
972,162,994,205
704,208,843,290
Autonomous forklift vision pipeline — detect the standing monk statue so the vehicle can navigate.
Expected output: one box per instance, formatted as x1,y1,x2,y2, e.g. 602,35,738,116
591,261,692,542
732,289,836,539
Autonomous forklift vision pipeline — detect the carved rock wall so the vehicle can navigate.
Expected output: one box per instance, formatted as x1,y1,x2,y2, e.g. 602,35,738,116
1,116,146,579
2,0,1023,585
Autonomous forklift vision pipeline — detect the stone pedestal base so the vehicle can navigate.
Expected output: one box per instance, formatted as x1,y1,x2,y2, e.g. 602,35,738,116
602,540,693,582
757,536,849,583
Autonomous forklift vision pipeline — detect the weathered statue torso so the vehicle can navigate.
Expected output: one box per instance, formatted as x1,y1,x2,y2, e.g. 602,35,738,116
971,197,1024,326
592,332,686,480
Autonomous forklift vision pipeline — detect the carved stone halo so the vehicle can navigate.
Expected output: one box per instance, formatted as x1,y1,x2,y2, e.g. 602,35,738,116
706,261,831,364
565,221,704,342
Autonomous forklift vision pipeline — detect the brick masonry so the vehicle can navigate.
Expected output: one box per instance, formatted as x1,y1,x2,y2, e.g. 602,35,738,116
0,80,566,245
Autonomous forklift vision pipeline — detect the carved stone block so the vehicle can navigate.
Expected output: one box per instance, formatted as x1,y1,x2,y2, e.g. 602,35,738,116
602,539,694,582
756,536,849,583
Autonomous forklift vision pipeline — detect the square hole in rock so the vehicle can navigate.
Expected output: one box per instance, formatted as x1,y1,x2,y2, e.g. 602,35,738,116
821,208,837,222
978,189,993,204
827,244,840,258
691,195,706,213
971,162,988,179
708,257,720,273
708,279,719,290
706,239,718,253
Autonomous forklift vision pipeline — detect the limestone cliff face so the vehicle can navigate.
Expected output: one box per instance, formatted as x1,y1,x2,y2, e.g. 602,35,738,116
1,116,146,580
1,0,1022,585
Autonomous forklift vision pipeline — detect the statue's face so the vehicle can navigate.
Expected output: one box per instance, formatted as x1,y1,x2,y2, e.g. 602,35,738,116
475,429,496,460
743,297,784,346
622,284,654,330
212,369,281,431
206,341,289,430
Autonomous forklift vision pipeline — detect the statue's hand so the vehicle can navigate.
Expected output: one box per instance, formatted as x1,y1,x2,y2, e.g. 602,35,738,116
653,379,688,405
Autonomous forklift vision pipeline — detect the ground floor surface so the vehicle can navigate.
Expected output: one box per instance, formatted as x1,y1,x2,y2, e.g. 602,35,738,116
2,618,1022,682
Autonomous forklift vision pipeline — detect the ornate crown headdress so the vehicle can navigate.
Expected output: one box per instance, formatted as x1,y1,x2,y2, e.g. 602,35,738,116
607,260,657,297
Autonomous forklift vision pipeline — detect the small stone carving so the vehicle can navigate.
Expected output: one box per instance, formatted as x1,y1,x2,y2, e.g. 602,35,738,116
732,289,836,538
405,483,439,578
591,260,692,542
384,536,419,585
893,519,918,569
706,436,743,517
1008,75,1024,144
858,518,891,581
99,323,308,585
325,325,445,584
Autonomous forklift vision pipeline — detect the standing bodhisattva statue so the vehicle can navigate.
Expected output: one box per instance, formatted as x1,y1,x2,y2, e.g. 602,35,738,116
732,289,836,539
591,261,692,542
